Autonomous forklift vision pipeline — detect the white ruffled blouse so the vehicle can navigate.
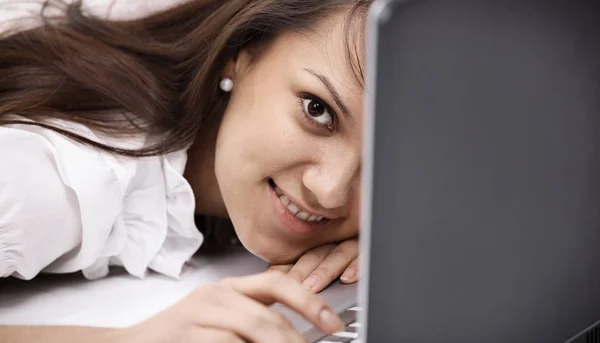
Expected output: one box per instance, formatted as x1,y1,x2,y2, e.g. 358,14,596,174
0,120,204,280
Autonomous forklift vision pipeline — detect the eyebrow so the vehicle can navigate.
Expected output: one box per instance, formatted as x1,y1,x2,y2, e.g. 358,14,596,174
303,68,353,121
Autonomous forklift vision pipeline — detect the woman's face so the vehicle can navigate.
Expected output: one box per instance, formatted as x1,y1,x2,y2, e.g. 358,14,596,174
214,12,365,264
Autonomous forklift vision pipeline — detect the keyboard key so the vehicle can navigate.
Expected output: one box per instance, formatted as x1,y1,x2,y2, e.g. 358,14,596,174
342,326,358,333
308,304,362,342
339,309,358,324
333,331,359,339
318,336,352,342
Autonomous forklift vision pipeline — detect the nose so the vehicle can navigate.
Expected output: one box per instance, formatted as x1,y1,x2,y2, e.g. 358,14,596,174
302,149,360,211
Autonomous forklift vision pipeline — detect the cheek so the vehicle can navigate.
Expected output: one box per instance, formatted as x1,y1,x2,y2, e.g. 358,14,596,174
218,110,315,181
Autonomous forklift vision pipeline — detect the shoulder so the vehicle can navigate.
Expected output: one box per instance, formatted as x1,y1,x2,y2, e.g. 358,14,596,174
0,122,131,198
0,122,203,280
0,123,129,279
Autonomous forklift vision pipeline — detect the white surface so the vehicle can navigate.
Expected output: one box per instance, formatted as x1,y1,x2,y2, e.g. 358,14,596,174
0,249,269,327
0,248,358,334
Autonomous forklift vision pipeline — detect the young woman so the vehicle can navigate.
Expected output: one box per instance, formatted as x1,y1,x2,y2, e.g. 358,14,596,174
0,0,371,341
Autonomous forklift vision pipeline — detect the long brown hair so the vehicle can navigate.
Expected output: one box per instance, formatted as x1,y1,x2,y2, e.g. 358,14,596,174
0,0,371,157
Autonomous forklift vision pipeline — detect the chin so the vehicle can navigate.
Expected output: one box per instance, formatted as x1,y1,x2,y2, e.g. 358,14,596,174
261,250,302,265
237,232,303,265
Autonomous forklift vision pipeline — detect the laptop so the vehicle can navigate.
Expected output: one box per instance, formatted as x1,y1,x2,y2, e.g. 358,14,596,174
294,0,600,342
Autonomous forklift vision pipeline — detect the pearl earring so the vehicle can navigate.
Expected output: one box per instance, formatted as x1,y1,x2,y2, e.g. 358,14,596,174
219,78,233,92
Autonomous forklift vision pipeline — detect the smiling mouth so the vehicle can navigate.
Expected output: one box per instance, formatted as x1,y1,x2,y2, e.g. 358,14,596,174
268,179,328,223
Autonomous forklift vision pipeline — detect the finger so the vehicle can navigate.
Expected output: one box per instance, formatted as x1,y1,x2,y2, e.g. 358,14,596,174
340,257,359,284
303,239,359,292
267,264,293,274
191,327,245,343
287,244,336,284
220,271,344,334
189,284,305,343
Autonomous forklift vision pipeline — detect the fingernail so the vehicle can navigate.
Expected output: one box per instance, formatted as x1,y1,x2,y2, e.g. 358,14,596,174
302,275,319,290
340,268,357,283
319,308,344,333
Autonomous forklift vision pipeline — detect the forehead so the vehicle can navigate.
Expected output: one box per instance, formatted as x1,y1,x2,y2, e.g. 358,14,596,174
258,11,366,107
303,11,364,89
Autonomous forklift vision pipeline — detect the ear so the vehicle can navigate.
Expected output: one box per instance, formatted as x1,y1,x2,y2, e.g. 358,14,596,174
222,48,254,81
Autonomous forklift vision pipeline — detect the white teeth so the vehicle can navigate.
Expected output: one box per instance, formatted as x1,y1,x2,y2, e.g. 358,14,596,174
286,203,299,215
279,195,290,206
274,183,326,223
296,212,310,220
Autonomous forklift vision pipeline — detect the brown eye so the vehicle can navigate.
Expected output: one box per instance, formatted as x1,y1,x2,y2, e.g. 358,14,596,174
306,99,325,117
302,98,333,127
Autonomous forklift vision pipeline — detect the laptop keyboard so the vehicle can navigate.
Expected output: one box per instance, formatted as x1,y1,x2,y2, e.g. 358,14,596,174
308,304,363,343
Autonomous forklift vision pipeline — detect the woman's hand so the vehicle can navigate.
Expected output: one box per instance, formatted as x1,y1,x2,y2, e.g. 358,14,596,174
268,237,360,293
121,271,344,343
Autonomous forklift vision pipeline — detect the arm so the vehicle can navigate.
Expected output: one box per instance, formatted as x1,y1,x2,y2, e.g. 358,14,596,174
1,271,345,343
0,326,124,343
